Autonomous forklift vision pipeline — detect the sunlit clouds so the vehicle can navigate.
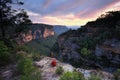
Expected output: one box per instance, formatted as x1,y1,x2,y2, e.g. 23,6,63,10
21,0,120,26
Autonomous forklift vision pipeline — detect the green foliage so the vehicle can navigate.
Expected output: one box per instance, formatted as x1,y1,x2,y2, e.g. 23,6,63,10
51,42,60,53
56,66,64,75
0,0,31,37
59,71,85,80
80,48,90,57
16,45,30,52
16,52,29,61
17,58,35,75
25,36,57,55
88,75,101,80
20,71,42,80
113,69,120,80
31,52,41,61
0,41,10,66
15,25,30,33
98,30,112,40
17,56,42,80
76,37,97,49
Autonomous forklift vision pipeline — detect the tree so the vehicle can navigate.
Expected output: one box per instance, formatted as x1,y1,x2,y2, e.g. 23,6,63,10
0,0,31,37
81,48,90,57
0,41,10,66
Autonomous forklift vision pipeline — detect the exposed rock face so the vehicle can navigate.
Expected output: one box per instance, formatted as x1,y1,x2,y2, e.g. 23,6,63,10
21,30,33,42
57,28,120,72
35,57,114,80
55,12,120,71
57,37,80,61
16,24,55,44
35,57,75,80
95,39,120,68
43,28,55,38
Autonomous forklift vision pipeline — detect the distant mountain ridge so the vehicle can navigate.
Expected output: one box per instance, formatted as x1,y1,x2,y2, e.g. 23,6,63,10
15,24,55,44
53,25,69,35
15,24,69,44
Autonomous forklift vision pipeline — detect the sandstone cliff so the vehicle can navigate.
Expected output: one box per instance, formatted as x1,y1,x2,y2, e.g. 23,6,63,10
16,24,55,44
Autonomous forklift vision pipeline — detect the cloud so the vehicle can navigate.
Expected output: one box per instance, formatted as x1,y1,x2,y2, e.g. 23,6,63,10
21,0,120,26
75,0,120,19
42,0,55,9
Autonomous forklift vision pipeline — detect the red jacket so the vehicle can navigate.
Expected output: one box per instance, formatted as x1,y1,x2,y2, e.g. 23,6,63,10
51,59,56,67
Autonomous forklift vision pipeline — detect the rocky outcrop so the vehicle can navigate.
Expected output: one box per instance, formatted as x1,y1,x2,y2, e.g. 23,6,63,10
35,57,115,80
95,39,120,69
16,24,55,44
55,11,120,72
57,37,80,61
43,28,55,38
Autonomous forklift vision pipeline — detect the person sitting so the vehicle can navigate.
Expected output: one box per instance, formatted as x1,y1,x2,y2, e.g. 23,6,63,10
51,59,57,67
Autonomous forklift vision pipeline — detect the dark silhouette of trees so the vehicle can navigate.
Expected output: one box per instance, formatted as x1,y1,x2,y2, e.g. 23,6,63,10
96,11,120,27
0,0,31,38
86,11,120,28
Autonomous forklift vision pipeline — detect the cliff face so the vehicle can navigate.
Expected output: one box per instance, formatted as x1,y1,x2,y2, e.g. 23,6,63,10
43,28,55,38
56,27,120,72
54,11,120,72
16,24,55,44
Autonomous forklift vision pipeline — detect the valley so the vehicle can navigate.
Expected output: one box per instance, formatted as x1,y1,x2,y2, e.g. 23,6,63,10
0,0,120,79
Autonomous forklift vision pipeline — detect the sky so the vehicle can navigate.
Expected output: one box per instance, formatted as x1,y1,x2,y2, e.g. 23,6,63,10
18,0,120,26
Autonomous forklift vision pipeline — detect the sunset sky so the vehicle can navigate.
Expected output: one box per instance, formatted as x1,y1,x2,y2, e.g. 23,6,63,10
19,0,120,26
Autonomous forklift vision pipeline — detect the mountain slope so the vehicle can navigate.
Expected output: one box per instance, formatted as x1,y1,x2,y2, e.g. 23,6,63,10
53,11,120,72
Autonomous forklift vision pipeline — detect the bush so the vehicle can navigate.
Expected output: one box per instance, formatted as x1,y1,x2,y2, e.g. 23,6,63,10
16,45,30,52
59,71,85,80
56,66,64,75
88,75,101,80
0,41,10,66
20,71,42,80
31,52,41,61
17,58,35,75
17,58,42,80
81,48,90,57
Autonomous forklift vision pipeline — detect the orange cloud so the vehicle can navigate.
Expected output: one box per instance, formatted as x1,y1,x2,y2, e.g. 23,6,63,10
27,0,120,26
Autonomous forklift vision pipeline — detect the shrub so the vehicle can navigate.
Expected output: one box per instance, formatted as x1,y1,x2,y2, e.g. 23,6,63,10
56,66,64,75
17,58,35,75
81,48,90,57
20,71,42,80
88,75,101,80
59,71,85,80
31,52,41,61
16,45,30,52
0,41,10,66
17,57,42,80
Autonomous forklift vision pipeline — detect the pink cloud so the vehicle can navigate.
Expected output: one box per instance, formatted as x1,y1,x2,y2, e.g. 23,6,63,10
75,0,120,19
